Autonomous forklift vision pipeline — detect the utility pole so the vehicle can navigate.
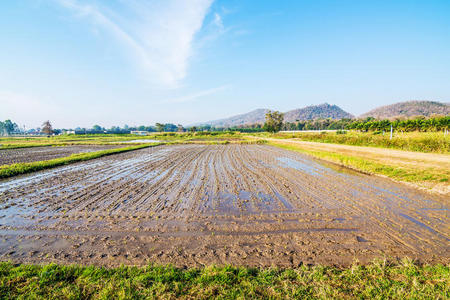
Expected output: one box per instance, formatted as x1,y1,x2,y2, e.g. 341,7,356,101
390,125,393,140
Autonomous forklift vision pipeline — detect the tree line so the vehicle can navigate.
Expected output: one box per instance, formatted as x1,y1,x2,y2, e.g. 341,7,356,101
199,115,449,133
1,115,448,136
282,116,449,132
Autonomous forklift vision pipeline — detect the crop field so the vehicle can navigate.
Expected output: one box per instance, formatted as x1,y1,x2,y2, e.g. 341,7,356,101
0,132,241,149
0,144,448,268
0,145,123,166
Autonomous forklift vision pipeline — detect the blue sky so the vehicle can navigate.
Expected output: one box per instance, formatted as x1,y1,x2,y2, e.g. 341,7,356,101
1,0,449,128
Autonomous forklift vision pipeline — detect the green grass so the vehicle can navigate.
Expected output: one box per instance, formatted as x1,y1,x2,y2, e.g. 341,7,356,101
0,143,61,150
269,142,449,184
0,260,447,299
253,131,450,153
0,144,161,179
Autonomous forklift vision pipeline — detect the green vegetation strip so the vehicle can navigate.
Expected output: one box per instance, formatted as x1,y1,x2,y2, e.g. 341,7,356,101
0,260,448,299
0,144,161,179
0,143,60,150
269,142,449,184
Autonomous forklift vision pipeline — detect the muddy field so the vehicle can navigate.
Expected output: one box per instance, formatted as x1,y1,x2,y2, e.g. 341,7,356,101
0,144,448,267
0,145,123,166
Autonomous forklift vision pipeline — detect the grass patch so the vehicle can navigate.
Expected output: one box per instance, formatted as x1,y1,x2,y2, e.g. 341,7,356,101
0,143,61,150
269,142,449,184
0,144,161,179
0,260,447,299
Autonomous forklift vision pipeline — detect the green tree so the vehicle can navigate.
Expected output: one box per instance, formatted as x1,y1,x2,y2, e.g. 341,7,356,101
155,123,164,132
2,120,18,135
263,110,284,133
92,124,102,131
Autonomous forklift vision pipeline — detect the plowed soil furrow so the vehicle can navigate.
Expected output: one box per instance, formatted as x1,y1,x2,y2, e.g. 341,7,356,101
258,146,446,252
0,144,448,268
0,145,123,166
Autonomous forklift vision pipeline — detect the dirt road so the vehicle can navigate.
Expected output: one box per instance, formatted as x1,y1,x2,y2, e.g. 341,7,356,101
0,144,448,267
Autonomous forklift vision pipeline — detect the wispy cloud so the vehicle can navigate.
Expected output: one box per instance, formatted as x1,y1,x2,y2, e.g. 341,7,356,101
213,13,224,31
165,85,230,103
54,0,215,87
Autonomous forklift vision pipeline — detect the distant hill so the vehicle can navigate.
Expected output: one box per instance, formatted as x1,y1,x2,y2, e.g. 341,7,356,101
360,101,450,119
196,108,269,127
284,103,354,122
195,103,353,127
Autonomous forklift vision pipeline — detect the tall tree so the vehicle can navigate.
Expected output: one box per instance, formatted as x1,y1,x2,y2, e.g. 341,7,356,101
155,123,164,132
263,111,284,133
177,124,184,132
92,124,102,131
41,120,53,136
2,120,17,135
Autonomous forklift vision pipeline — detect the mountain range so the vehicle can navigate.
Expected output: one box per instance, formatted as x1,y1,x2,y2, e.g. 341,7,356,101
360,100,450,119
195,103,353,127
194,101,449,127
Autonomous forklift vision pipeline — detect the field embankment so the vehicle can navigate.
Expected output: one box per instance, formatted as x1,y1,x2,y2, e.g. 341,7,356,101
0,145,125,166
0,144,160,179
0,132,242,149
0,260,448,299
0,135,161,149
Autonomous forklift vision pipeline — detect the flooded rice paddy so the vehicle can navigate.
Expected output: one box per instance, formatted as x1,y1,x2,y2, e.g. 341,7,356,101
0,145,123,166
0,144,448,267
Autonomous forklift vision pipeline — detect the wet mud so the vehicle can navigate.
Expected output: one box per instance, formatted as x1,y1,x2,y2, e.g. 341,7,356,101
0,145,123,166
0,144,448,267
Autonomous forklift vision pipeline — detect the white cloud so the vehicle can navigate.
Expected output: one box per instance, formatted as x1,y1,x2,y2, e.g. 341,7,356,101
213,13,224,31
165,85,230,103
54,0,214,87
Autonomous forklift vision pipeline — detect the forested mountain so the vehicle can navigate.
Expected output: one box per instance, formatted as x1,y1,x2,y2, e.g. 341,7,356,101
284,103,354,122
360,101,449,119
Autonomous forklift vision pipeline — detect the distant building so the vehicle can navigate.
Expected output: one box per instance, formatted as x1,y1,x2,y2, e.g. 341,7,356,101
130,131,149,135
63,130,76,135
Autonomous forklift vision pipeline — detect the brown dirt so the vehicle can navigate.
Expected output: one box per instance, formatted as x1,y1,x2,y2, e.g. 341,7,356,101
0,144,448,268
0,145,124,166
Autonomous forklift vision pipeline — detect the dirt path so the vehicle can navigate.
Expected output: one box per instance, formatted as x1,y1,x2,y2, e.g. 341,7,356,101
0,145,448,268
